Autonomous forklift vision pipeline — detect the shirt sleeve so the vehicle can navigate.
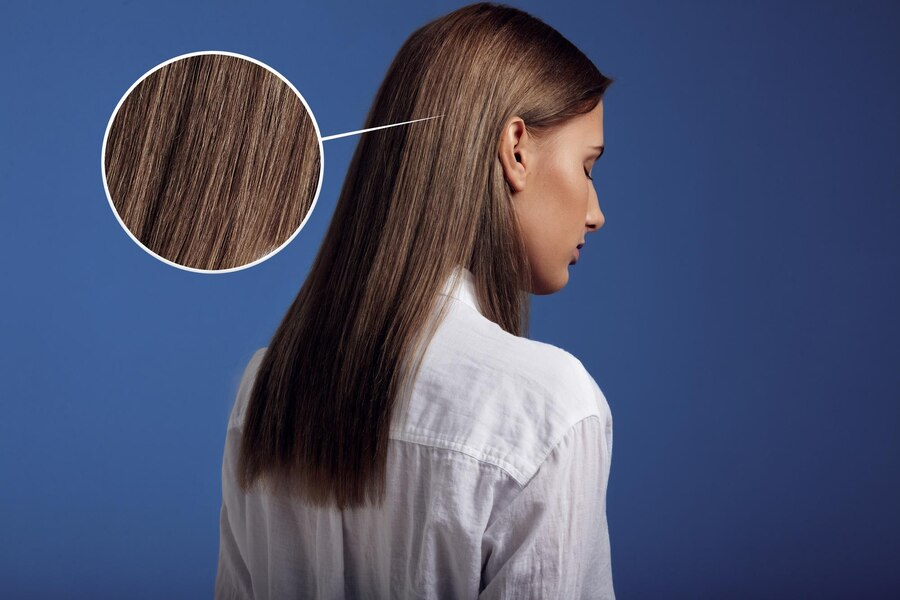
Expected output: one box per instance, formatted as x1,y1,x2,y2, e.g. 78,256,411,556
214,420,255,599
214,351,266,600
214,494,253,599
478,415,614,600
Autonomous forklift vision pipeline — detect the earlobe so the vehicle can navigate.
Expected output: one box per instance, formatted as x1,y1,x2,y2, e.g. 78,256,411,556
498,116,528,194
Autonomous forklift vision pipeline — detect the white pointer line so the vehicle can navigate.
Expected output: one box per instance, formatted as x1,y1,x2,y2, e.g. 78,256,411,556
320,115,444,141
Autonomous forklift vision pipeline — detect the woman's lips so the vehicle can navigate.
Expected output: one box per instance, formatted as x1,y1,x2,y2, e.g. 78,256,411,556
570,241,585,265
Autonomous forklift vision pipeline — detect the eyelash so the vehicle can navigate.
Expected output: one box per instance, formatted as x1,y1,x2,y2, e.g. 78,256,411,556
584,168,593,181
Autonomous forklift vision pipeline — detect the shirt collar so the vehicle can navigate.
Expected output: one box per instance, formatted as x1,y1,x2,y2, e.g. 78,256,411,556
439,265,484,316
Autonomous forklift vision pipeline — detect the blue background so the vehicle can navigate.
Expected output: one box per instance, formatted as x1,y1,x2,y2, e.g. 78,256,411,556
2,1,898,597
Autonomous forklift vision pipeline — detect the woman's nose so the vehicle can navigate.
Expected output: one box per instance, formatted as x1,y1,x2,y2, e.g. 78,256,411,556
586,191,604,232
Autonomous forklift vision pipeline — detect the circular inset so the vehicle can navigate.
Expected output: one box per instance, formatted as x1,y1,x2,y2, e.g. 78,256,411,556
102,51,324,272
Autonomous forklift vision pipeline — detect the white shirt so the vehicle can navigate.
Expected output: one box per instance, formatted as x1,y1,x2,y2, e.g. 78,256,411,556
216,266,615,599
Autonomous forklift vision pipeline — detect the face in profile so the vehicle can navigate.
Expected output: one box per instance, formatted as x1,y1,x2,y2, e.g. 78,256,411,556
499,100,606,294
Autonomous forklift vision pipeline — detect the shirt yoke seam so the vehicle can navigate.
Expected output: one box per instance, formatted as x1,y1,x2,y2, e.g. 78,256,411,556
390,413,604,488
389,431,528,487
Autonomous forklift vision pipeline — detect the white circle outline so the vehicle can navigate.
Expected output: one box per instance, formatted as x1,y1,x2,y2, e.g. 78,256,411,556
100,50,325,275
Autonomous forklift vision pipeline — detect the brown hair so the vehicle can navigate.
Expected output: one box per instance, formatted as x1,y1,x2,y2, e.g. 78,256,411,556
103,52,321,271
238,2,614,508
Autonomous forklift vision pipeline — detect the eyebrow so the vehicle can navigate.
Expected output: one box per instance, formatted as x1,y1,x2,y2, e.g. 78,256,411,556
590,144,605,158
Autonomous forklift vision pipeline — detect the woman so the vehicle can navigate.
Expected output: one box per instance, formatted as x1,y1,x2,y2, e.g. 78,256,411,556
216,3,615,598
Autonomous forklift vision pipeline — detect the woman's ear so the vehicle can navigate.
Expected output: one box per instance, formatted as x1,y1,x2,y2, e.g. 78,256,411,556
498,116,529,193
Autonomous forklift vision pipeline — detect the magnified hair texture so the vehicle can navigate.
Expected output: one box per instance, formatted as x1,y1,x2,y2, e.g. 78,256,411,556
104,53,321,271
238,2,614,509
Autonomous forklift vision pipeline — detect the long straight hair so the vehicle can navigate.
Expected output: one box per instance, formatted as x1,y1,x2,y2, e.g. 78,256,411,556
238,2,614,509
104,53,321,271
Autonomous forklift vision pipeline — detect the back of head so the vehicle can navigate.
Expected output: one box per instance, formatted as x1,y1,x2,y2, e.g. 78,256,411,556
238,2,614,509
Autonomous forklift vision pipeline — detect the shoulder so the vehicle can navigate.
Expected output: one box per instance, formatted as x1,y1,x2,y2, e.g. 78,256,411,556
398,301,610,486
227,347,268,430
433,299,605,416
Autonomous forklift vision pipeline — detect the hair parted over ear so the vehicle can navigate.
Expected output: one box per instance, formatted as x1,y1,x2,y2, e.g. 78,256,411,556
103,52,322,272
237,2,614,510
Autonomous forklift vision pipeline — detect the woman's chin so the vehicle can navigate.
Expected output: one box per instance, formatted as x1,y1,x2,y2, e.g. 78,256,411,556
530,268,570,295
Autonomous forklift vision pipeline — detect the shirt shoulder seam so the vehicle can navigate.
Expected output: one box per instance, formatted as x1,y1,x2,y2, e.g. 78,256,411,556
438,291,483,318
524,413,604,487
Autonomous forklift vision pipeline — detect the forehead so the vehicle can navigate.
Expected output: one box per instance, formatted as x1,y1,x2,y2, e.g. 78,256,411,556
552,100,604,143
579,100,604,137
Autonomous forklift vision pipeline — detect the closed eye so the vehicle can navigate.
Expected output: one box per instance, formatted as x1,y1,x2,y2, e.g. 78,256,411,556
584,168,593,181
